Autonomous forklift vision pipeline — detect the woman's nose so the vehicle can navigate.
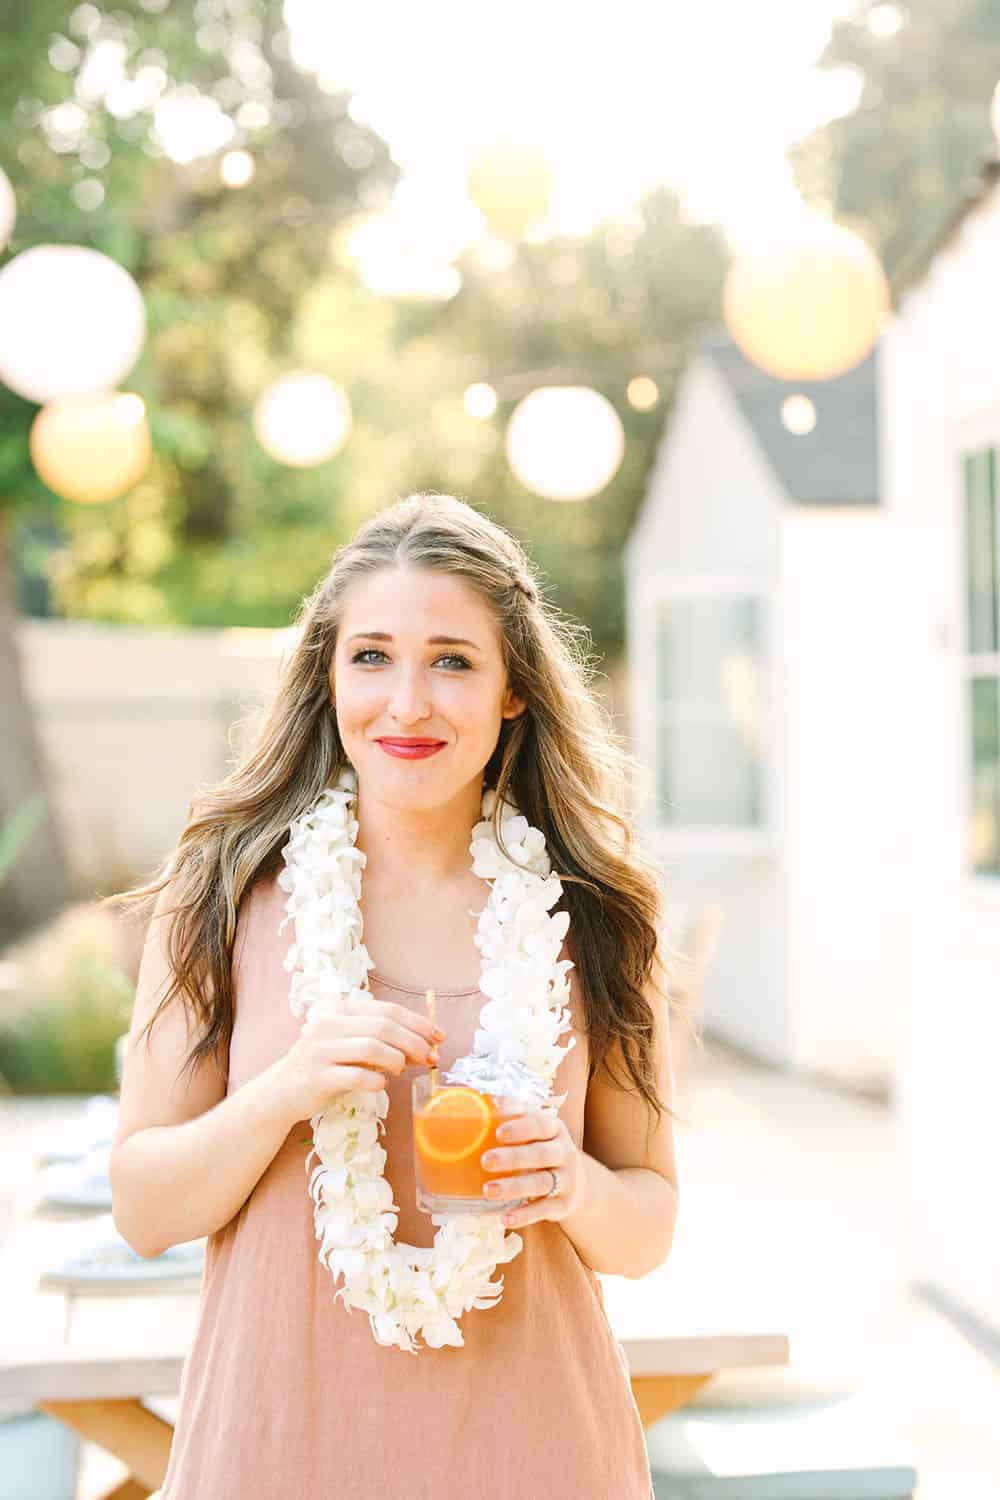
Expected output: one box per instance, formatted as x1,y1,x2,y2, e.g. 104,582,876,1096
389,671,431,723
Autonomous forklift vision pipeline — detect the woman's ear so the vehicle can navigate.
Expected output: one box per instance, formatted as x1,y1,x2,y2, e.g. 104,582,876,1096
502,689,527,721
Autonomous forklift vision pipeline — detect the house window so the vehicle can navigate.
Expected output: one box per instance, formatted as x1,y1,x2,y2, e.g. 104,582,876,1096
652,592,766,828
963,449,1000,875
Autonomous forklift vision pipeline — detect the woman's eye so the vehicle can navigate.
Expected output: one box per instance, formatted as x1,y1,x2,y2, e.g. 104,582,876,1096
348,648,471,670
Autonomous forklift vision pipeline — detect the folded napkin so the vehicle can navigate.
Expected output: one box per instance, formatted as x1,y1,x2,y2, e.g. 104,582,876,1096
33,1094,120,1167
38,1212,206,1290
34,1145,113,1214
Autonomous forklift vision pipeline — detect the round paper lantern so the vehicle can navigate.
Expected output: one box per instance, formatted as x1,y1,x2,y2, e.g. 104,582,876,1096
780,395,817,435
253,373,352,467
505,386,624,502
468,143,553,240
0,168,15,251
0,244,146,404
30,393,152,503
463,382,498,420
722,216,889,381
626,375,659,411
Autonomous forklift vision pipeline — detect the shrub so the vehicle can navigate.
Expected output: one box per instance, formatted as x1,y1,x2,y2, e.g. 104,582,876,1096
0,902,136,1095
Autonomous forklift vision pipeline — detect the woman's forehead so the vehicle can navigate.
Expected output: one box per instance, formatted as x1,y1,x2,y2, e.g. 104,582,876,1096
339,566,499,639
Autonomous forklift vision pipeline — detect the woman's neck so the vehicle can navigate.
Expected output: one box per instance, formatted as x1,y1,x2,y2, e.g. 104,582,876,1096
353,777,484,889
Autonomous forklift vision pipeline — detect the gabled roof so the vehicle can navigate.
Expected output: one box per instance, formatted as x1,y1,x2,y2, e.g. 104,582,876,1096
700,326,879,506
891,154,1000,303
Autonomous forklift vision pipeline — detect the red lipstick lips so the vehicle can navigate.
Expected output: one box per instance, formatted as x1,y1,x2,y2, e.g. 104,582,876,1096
376,738,446,760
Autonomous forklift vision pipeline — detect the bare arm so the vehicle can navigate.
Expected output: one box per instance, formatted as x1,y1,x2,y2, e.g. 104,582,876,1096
109,878,301,1257
558,1155,678,1281
110,878,440,1258
111,1061,299,1258
561,959,680,1280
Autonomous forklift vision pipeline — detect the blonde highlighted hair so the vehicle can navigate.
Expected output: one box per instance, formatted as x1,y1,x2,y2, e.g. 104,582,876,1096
106,493,687,1135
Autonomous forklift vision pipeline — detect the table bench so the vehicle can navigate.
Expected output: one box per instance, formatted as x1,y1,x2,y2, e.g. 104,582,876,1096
0,1176,790,1497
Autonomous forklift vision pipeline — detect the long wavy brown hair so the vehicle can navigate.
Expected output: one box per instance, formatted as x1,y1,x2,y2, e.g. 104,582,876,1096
105,493,693,1137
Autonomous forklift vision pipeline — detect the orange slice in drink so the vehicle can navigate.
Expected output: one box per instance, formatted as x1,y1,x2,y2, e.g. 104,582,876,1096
414,1086,493,1164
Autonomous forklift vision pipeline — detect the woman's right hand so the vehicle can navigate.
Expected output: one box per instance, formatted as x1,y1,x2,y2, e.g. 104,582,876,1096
274,996,445,1122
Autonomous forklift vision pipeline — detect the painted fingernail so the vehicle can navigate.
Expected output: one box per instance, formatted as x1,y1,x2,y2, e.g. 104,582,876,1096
484,1182,502,1197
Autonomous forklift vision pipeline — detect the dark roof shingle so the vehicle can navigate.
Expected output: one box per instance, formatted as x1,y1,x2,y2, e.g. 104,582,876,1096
700,326,879,506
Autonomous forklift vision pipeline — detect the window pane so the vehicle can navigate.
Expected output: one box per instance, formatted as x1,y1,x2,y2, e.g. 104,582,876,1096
968,676,1000,875
655,596,762,706
653,595,766,829
656,720,763,827
963,449,998,656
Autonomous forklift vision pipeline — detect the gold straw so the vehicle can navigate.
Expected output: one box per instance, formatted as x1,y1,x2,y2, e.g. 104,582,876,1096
425,988,438,1092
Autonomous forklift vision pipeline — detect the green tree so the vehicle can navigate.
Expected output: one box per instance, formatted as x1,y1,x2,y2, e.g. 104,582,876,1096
419,190,728,650
2,2,731,945
791,0,1000,280
0,0,397,939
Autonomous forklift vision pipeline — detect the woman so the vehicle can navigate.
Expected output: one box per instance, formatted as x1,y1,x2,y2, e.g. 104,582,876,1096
108,492,680,1500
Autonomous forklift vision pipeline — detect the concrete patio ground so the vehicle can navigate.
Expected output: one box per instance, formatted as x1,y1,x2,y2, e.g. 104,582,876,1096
1,1036,998,1499
645,1037,1000,1499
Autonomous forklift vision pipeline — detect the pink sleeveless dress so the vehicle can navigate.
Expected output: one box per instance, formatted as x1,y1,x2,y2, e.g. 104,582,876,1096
159,868,654,1500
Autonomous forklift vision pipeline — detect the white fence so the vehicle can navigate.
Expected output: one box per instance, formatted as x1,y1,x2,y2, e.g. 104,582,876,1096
15,618,629,896
15,620,289,894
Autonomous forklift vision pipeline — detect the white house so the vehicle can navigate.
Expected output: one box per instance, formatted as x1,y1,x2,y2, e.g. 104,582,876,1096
624,326,915,1097
882,156,1000,1343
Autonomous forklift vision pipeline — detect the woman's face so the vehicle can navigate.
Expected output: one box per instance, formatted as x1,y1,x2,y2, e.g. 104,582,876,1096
330,565,525,808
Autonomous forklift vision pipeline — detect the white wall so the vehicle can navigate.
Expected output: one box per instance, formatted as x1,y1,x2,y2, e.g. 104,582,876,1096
15,620,287,892
778,505,913,1089
627,351,910,1092
886,185,1000,1339
626,355,790,1064
14,617,628,899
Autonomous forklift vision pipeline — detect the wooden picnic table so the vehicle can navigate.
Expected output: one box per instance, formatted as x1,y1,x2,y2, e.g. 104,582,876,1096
1,1177,790,1498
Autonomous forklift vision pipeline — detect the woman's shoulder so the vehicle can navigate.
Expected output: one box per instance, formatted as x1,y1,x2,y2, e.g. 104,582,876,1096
232,864,282,972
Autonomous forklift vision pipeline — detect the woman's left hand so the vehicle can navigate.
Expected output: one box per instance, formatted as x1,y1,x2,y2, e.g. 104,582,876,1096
480,1107,586,1228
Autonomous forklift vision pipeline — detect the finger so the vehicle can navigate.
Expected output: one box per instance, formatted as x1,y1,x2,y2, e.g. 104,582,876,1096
321,1014,438,1066
334,995,445,1047
483,1172,557,1203
365,1014,440,1064
498,1108,561,1145
503,1200,542,1224
381,999,446,1047
500,1200,550,1229
483,1140,565,1174
328,1038,408,1075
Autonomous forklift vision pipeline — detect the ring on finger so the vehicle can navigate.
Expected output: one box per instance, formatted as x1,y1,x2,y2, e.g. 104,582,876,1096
529,1169,560,1199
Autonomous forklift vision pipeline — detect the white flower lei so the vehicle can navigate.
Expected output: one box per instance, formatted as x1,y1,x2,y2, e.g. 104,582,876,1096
276,765,576,1353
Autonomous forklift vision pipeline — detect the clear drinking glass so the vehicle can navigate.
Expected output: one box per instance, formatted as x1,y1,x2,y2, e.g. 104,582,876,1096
411,1074,530,1216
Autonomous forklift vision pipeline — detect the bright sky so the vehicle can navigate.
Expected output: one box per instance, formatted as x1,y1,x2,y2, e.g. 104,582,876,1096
283,0,871,253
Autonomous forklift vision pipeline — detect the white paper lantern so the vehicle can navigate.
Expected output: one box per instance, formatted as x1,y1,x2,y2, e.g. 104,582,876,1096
468,143,553,240
0,244,146,404
505,386,624,501
0,168,15,251
723,215,888,381
253,372,352,467
30,392,152,503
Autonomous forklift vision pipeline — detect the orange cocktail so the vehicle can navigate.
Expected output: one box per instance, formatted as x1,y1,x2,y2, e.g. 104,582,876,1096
412,1074,529,1216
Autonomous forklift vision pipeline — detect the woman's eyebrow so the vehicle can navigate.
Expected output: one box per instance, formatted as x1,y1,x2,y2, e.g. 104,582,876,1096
346,631,483,651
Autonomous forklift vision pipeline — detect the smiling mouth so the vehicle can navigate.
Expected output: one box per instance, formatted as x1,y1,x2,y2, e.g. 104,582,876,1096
376,738,446,747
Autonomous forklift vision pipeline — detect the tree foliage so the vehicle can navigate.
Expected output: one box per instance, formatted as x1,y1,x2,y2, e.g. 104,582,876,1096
791,0,1000,280
1,2,728,657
